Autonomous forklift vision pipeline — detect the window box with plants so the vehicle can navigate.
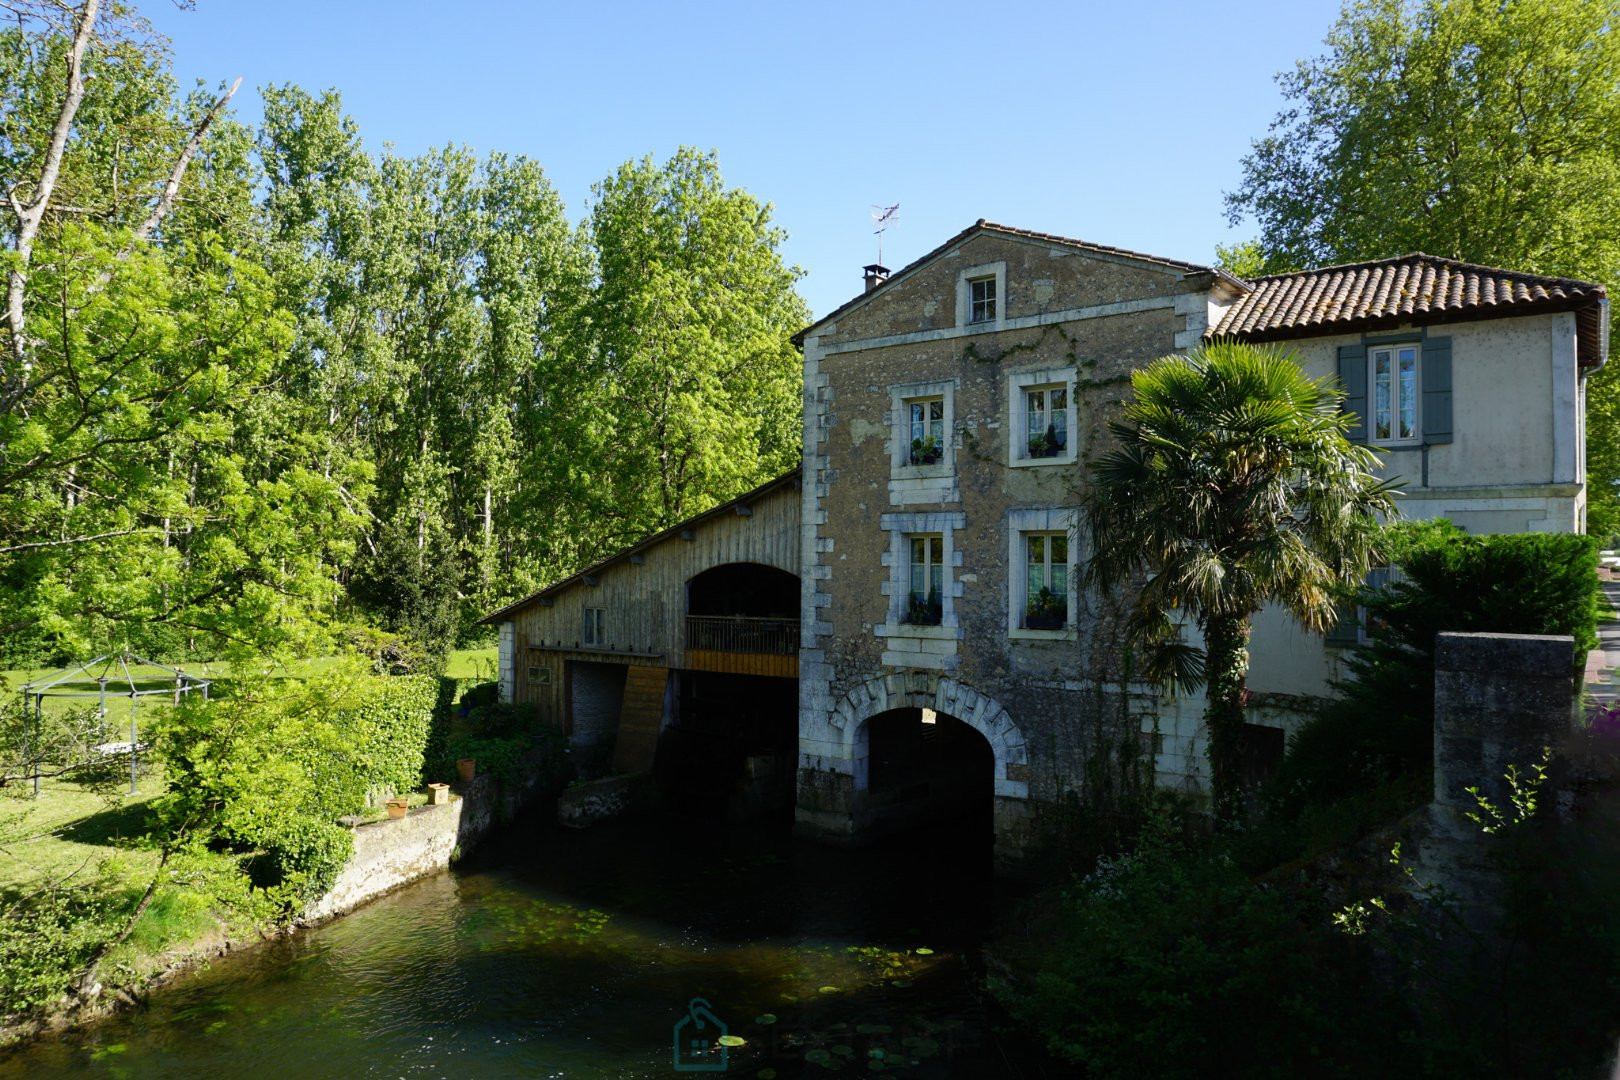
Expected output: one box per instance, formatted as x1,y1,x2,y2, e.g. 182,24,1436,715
909,436,943,466
904,590,943,627
1027,424,1067,459
1024,587,1067,630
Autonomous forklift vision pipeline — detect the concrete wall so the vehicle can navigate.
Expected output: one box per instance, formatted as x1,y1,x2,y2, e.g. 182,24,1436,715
305,797,465,923
798,230,1216,853
1432,631,1575,813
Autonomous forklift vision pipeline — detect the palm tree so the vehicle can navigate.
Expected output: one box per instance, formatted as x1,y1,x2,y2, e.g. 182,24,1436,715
1084,340,1396,820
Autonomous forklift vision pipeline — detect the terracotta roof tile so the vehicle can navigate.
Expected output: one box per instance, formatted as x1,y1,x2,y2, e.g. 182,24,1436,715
1213,253,1605,351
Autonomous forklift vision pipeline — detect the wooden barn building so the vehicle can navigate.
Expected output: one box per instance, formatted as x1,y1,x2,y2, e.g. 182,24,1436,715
480,471,802,816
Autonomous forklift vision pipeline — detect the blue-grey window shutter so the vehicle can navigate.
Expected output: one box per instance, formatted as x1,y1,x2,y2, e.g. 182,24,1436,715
1337,343,1368,443
1422,337,1453,445
1324,614,1360,646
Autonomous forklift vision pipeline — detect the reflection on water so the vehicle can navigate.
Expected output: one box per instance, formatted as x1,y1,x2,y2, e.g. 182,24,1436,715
0,809,1045,1078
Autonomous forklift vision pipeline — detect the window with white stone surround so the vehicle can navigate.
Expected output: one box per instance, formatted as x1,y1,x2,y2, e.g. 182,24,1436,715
878,512,966,667
1007,508,1080,639
889,379,958,506
1007,367,1078,467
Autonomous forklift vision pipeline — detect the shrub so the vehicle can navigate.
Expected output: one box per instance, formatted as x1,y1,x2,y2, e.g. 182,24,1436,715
993,821,1399,1078
0,881,122,1014
459,681,500,711
155,663,437,912
1274,520,1599,815
257,817,353,903
446,733,534,784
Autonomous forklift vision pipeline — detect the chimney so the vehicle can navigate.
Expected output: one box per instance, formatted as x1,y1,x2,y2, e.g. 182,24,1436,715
862,263,890,293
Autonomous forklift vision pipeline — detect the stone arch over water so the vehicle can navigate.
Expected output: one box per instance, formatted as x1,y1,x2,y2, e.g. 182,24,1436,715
827,671,1028,801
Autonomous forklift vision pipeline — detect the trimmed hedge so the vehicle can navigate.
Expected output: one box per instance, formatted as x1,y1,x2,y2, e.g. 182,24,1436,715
339,672,440,803
159,667,442,909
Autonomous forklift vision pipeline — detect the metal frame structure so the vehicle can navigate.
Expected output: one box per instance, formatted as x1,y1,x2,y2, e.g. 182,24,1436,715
19,652,210,797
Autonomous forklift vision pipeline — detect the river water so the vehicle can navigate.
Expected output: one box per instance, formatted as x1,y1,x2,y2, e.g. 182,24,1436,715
1,809,1052,1078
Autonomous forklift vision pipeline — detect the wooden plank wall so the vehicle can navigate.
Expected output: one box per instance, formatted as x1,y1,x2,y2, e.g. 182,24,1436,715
506,481,801,726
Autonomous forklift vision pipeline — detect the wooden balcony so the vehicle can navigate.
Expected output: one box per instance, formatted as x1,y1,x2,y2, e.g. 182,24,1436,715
684,615,799,677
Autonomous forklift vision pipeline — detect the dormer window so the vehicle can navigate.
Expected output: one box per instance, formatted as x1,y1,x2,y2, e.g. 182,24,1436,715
969,276,997,324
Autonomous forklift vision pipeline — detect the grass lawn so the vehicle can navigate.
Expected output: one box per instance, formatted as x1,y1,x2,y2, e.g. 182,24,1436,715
2,646,498,720
0,772,165,892
0,647,500,1020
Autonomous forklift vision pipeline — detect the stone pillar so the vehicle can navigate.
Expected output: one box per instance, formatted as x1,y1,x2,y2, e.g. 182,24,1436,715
497,621,515,704
1432,631,1574,814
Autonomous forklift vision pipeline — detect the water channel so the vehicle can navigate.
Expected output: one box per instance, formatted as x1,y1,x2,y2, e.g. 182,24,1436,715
1,807,1054,1078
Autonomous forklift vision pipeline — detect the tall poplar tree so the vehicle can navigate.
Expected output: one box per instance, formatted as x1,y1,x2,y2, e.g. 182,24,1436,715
577,148,809,550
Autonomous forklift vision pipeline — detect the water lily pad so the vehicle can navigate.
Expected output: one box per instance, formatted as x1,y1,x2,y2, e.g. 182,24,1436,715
719,1034,746,1047
806,1048,834,1065
855,1023,893,1035
890,979,912,988
818,985,841,994
831,1044,855,1057
868,1047,887,1058
913,947,933,955
757,1071,778,1079
867,1062,886,1073
755,1013,778,1025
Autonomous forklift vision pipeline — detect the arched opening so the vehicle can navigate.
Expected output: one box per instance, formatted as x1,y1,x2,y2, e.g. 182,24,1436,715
856,707,995,844
663,562,800,820
686,562,798,619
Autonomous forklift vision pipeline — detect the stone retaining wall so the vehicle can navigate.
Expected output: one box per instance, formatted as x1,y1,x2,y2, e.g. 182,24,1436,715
303,741,568,923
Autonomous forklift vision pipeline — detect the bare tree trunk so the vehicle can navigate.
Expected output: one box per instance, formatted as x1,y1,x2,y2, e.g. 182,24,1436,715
2,0,99,411
2,0,239,416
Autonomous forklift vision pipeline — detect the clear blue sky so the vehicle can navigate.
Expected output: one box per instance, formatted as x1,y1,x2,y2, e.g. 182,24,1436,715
147,0,1343,319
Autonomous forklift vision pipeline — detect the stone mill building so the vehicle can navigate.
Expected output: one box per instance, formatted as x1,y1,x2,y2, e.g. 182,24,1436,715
484,220,1608,867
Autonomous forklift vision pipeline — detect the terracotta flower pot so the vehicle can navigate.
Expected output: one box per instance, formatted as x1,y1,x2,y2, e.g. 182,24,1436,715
385,798,409,819
427,782,450,805
457,758,476,783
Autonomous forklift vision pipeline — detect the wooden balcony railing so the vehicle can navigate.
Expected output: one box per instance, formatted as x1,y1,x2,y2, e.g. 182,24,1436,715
685,615,799,656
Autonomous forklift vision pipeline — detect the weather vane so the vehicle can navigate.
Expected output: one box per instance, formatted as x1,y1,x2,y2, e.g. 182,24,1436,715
870,203,899,266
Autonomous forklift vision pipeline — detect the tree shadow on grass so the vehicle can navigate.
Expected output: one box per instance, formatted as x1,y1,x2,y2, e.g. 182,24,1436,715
60,799,153,847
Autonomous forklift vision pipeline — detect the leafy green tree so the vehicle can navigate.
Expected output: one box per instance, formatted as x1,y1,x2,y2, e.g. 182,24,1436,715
1083,341,1395,820
576,147,809,549
0,3,365,665
257,90,592,641
1225,0,1620,536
